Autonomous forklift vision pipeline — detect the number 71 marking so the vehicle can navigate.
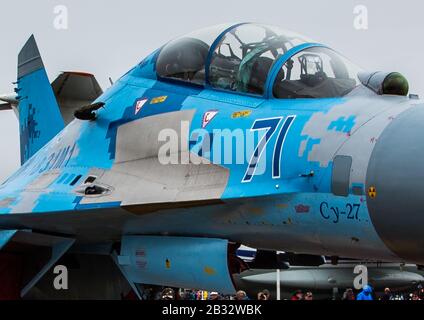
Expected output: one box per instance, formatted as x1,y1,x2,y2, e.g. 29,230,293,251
242,116,296,183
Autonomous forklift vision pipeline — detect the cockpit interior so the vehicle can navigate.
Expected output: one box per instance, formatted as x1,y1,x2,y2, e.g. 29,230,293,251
154,23,361,99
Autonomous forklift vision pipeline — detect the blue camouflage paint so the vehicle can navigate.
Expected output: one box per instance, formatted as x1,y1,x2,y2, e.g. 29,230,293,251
0,230,17,250
119,236,236,294
328,116,356,133
0,24,402,265
1,40,346,215
18,68,64,164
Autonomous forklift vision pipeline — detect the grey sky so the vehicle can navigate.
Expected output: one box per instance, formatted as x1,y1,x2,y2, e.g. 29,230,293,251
0,0,422,181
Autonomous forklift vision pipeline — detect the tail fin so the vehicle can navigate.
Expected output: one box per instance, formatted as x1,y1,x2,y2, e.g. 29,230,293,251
17,35,64,164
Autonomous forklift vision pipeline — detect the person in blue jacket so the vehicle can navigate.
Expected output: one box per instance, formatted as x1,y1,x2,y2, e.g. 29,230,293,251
357,285,374,301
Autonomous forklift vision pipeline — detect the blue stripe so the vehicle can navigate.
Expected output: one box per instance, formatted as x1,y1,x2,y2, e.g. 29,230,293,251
204,23,248,86
236,249,256,258
264,43,327,99
273,116,296,178
76,202,122,211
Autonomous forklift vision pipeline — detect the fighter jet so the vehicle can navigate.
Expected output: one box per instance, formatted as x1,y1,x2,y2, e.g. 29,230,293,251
0,22,422,299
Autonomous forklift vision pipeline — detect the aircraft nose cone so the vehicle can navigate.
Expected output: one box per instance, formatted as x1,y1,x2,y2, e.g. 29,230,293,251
367,106,424,264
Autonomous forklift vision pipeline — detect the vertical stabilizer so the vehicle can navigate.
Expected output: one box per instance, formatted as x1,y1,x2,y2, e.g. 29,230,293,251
17,35,64,164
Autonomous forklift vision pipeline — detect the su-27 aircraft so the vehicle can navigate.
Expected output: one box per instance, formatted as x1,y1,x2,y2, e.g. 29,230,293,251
0,22,423,299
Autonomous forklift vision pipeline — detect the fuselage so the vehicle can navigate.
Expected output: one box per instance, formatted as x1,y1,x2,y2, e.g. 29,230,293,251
1,23,423,268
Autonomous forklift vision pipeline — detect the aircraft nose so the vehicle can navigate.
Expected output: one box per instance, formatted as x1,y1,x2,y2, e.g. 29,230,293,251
367,106,424,264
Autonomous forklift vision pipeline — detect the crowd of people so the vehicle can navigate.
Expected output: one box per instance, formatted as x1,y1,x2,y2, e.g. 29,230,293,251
133,285,424,301
153,288,271,301
170,289,267,301
340,286,424,301
289,286,424,301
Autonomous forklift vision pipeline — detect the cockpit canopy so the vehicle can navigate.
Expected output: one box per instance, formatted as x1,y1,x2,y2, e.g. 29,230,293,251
155,23,361,98
273,47,360,98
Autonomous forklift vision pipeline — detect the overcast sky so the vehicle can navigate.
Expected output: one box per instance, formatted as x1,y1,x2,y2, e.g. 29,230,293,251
0,0,423,182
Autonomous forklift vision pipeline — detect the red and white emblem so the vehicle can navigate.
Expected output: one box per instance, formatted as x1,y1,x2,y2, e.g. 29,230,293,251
202,110,219,128
135,99,148,115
